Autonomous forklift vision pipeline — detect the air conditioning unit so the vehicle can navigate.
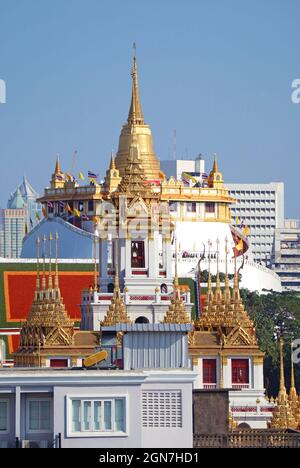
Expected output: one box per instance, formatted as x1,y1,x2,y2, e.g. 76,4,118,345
0,441,8,448
21,439,40,448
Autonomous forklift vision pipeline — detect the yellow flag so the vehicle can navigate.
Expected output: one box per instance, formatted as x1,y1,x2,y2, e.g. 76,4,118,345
243,225,251,237
73,208,81,217
235,215,239,226
236,239,243,251
93,216,98,224
78,172,85,181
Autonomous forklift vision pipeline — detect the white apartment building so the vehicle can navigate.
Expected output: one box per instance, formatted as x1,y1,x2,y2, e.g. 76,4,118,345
0,368,195,448
226,183,285,265
271,219,300,292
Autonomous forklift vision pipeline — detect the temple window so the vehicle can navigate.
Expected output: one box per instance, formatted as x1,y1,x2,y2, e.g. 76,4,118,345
70,398,126,434
88,200,94,212
205,202,215,213
27,399,52,432
231,359,249,387
131,241,145,268
203,359,217,387
186,202,196,213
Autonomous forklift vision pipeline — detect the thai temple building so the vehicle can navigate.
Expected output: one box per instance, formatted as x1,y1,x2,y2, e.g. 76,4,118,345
3,49,300,447
20,49,281,294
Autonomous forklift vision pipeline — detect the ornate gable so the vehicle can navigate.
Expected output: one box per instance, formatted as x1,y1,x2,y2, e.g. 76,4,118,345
45,327,73,346
224,326,255,347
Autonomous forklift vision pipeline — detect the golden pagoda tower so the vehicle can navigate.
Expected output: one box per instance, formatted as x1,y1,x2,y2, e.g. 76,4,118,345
269,338,298,429
101,240,132,326
208,154,224,189
288,343,300,427
163,241,191,324
14,233,74,367
115,44,162,181
50,155,65,189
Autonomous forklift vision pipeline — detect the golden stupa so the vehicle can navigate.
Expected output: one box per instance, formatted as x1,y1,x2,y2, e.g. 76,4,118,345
115,45,162,181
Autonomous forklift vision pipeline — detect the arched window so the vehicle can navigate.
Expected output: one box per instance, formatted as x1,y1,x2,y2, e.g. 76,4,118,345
160,283,168,294
237,423,251,429
135,316,149,324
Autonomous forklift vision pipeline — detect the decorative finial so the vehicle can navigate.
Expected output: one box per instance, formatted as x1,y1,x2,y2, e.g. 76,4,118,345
42,234,47,292
214,238,222,302
128,44,144,126
290,341,297,399
207,239,213,303
54,232,60,297
93,236,98,292
55,154,61,175
224,237,231,304
35,237,41,298
48,233,53,291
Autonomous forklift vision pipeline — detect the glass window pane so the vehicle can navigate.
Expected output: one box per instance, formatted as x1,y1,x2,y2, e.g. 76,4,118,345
0,402,7,431
40,401,51,430
72,400,81,432
29,401,39,430
115,399,124,432
83,401,91,431
104,401,112,430
94,401,102,431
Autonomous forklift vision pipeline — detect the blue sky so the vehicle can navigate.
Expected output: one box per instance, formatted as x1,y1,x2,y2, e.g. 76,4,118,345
0,0,299,217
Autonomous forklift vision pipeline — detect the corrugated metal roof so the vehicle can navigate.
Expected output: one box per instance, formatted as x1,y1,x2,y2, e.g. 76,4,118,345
102,323,193,332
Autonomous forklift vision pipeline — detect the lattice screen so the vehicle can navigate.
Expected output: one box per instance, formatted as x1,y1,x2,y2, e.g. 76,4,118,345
142,391,182,428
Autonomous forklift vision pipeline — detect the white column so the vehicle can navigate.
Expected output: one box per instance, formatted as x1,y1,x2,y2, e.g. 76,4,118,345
125,238,131,277
223,358,231,388
253,361,264,390
100,240,108,279
165,238,172,278
148,236,159,278
15,386,21,440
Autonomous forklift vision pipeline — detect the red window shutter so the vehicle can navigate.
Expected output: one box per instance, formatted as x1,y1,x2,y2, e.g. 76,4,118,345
231,359,249,384
203,359,217,383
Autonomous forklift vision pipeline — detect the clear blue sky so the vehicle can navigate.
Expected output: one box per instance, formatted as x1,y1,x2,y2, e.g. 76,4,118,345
0,0,299,217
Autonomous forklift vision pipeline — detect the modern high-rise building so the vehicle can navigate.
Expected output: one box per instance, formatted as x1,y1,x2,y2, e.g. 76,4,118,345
226,183,285,265
0,178,41,258
271,219,300,292
0,188,26,258
8,176,42,229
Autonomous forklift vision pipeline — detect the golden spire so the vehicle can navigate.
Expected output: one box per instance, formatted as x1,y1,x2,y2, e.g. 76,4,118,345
279,337,286,397
206,240,213,303
289,342,297,399
101,239,131,326
214,238,222,302
110,151,116,170
48,233,53,292
42,235,47,294
127,43,144,126
212,153,219,173
55,155,61,174
269,337,298,429
163,238,191,324
233,248,240,303
93,236,98,292
34,237,41,301
54,232,60,300
224,237,231,304
115,47,161,181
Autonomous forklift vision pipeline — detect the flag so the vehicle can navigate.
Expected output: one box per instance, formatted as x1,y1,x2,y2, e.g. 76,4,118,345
88,171,98,179
236,239,243,251
73,208,81,217
55,174,64,181
235,215,239,226
47,201,53,208
66,203,73,214
182,172,198,184
59,200,65,209
36,211,41,221
243,225,251,237
89,177,97,185
66,173,74,181
78,172,85,181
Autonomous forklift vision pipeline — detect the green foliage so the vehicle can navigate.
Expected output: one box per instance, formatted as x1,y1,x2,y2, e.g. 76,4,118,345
241,289,300,397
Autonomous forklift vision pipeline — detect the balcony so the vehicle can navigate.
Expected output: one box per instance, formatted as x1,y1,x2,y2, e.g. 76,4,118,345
231,383,250,390
203,383,217,390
